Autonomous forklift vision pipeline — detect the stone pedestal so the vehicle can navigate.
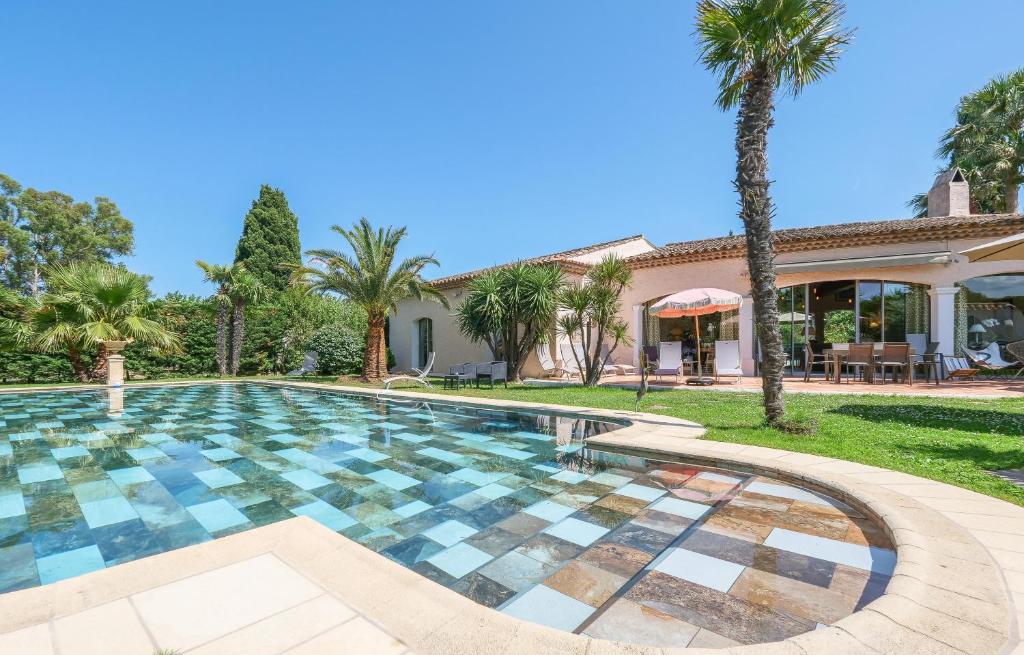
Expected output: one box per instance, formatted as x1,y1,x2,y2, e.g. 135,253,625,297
102,341,128,387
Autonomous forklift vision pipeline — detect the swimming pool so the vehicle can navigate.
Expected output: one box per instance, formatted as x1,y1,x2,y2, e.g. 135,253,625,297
0,383,893,647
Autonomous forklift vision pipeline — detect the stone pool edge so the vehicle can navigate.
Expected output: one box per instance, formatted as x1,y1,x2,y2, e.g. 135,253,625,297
0,379,1020,654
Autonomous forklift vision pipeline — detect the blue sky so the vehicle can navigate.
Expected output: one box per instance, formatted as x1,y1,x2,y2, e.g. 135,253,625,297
3,1,1022,296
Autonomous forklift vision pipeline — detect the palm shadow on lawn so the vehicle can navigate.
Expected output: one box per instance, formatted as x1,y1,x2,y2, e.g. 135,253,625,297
828,403,1024,438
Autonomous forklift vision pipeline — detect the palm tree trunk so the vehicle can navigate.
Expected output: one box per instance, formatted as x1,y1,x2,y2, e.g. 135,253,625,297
363,313,387,381
216,301,228,376
68,346,90,383
1005,180,1019,214
90,342,109,381
735,70,786,426
230,299,246,376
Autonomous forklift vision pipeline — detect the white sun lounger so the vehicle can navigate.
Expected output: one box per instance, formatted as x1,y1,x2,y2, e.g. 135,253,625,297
383,352,435,389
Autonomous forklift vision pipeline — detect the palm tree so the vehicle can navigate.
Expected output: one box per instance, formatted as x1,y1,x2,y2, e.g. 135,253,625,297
227,268,267,376
195,260,232,376
25,262,179,381
695,0,852,426
288,218,446,381
939,68,1023,214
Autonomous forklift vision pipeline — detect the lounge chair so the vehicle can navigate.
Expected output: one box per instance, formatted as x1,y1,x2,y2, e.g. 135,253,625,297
599,343,637,376
559,343,583,380
943,356,979,381
535,344,570,379
383,351,435,389
287,351,318,376
654,341,682,382
1008,341,1024,378
964,342,1022,378
714,340,742,383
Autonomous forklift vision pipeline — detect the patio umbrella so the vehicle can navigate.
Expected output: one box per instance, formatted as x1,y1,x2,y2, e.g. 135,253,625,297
650,288,744,385
961,232,1024,262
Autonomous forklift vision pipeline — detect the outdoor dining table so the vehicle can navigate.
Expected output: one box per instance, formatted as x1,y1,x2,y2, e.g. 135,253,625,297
824,346,917,385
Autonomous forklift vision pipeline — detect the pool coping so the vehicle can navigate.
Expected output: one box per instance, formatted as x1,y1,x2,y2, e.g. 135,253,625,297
0,379,1021,654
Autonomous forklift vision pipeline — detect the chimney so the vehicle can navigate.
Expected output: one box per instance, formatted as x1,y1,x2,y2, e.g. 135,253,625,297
927,168,970,217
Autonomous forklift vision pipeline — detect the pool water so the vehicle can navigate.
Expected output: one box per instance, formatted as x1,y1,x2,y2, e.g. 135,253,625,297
0,383,894,647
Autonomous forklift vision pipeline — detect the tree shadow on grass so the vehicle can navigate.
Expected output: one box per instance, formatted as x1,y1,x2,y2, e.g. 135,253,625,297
828,403,1024,438
905,440,1024,473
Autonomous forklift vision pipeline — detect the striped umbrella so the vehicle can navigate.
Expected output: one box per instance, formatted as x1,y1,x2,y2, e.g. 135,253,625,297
650,288,743,383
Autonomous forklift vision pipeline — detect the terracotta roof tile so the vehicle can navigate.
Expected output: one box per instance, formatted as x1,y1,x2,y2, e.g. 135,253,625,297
429,234,648,289
626,214,1024,268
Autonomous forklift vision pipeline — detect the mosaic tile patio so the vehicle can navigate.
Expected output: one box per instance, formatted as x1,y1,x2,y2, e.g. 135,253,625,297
0,383,895,647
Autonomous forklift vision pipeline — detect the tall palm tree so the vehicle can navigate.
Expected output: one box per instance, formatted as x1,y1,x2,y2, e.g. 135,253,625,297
695,0,852,426
195,260,232,376
227,268,267,376
25,262,179,381
288,218,446,381
939,68,1024,214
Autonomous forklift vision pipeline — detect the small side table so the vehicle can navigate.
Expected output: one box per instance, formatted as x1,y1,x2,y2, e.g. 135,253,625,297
442,374,462,390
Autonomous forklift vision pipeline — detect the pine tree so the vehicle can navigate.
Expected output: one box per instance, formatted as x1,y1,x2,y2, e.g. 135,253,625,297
234,185,301,291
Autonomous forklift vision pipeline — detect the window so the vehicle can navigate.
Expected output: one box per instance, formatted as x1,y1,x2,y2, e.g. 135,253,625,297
957,274,1024,353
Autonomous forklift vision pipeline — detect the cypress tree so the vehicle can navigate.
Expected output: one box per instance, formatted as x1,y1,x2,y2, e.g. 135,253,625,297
234,185,301,291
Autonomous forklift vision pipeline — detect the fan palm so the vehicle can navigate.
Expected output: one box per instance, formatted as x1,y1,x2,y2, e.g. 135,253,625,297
695,0,853,426
195,260,233,376
288,218,446,381
227,268,267,376
26,262,179,381
939,68,1024,214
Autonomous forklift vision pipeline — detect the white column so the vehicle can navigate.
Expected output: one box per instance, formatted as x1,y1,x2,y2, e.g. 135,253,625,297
928,286,958,357
739,295,756,376
632,304,643,368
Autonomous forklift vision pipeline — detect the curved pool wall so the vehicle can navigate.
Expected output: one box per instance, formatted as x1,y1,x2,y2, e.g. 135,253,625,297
0,382,894,648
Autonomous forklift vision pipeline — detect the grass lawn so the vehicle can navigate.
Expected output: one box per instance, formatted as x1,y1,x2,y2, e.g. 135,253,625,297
4,375,1023,506
280,377,1024,507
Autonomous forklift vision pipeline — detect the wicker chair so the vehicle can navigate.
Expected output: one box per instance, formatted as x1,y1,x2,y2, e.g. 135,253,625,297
1007,340,1024,378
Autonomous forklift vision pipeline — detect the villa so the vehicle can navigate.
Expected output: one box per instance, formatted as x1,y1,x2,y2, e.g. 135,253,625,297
392,170,1024,378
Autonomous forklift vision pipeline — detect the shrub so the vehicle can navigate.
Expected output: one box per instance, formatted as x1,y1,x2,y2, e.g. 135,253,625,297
307,323,365,375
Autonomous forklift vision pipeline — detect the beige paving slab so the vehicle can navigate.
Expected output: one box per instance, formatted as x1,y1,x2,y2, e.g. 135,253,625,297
132,552,322,651
52,599,154,655
284,617,407,655
0,623,54,655
188,594,356,655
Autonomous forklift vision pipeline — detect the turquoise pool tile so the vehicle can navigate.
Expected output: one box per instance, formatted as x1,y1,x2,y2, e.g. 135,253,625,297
510,430,553,442
391,432,431,444
422,520,478,547
268,433,307,444
0,443,11,457
51,445,90,460
150,422,179,431
589,472,634,487
543,517,609,547
347,448,389,463
93,422,131,433
451,468,507,487
476,483,515,500
36,545,106,585
141,432,174,444
374,421,408,431
532,464,560,473
126,446,165,462
550,470,589,485
201,447,240,462
9,431,42,442
35,421,65,429
394,500,432,518
366,469,421,491
523,500,576,523
653,547,745,592
206,422,237,431
0,492,26,519
490,446,535,461
275,448,341,474
185,499,250,533
427,542,494,579
501,584,594,631
71,480,121,503
194,468,245,489
80,496,139,528
107,467,156,486
649,497,712,520
417,447,467,464
280,469,332,491
614,483,666,502
290,500,357,531
17,463,64,484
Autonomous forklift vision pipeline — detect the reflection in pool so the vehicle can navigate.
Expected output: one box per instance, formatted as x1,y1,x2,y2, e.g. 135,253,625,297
0,383,892,647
